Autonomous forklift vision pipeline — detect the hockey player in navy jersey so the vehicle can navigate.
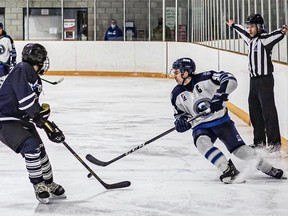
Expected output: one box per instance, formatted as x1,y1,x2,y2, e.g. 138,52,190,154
0,43,65,203
170,57,284,183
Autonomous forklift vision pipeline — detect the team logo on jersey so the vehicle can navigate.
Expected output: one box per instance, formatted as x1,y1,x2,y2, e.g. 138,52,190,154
180,93,187,101
0,45,6,54
33,84,42,95
193,98,212,116
30,81,42,97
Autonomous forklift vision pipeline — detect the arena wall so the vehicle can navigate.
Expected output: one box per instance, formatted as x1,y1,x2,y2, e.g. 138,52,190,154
14,41,288,144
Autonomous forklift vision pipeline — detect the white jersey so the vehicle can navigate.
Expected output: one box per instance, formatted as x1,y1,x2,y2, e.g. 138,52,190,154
0,36,12,63
170,70,238,129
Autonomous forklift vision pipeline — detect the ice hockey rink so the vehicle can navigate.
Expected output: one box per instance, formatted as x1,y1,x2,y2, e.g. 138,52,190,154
0,76,288,216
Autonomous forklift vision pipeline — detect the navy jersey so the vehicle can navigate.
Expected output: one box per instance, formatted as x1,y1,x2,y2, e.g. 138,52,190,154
104,26,123,41
0,62,42,121
170,70,237,130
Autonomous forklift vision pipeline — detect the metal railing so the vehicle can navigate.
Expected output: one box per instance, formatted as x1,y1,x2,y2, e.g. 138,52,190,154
191,0,288,64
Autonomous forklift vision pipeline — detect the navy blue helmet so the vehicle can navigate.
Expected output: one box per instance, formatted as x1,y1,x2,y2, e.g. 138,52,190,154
172,57,196,76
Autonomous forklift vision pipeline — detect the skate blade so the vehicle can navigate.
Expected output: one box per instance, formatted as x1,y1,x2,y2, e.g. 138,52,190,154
223,179,246,184
222,176,246,184
37,197,49,204
222,173,246,184
50,194,67,199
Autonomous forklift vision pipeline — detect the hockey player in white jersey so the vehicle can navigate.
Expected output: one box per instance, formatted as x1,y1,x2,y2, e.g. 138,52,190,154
170,57,284,183
0,22,17,76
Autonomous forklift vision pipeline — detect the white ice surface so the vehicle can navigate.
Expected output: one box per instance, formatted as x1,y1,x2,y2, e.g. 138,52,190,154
0,76,288,216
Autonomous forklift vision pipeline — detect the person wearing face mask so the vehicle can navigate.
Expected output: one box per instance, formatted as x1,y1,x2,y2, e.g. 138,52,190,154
104,19,123,41
226,14,288,153
152,17,172,41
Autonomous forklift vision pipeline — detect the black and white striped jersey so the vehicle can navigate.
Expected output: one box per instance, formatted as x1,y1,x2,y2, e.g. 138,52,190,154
232,24,285,77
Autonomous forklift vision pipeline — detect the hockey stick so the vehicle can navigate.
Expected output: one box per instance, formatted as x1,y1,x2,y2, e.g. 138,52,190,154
86,111,208,177
0,61,64,85
61,140,131,189
41,77,64,85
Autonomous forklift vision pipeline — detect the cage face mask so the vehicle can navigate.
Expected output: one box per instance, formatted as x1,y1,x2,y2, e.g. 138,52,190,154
38,57,50,75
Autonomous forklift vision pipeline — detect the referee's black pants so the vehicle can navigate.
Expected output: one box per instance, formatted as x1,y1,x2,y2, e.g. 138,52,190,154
248,74,281,145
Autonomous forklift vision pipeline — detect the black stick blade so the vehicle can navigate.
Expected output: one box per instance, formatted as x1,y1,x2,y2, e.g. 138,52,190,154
41,77,64,85
104,181,131,189
86,154,109,166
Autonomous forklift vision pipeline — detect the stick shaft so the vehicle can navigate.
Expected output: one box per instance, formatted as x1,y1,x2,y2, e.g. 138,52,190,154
111,127,176,163
86,111,207,169
62,141,130,189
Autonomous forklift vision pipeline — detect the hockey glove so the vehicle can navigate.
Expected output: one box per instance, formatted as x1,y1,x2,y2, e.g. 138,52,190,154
210,93,228,113
174,116,192,133
33,103,50,128
43,121,65,143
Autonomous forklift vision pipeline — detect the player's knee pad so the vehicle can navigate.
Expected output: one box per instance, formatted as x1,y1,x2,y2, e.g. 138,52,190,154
195,135,214,155
19,137,41,156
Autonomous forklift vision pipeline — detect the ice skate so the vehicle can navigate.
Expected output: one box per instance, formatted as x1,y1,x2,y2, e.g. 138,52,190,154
47,182,66,199
220,159,242,184
264,167,285,179
33,182,50,204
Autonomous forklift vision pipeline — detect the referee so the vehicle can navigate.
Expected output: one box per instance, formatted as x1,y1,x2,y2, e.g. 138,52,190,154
226,14,288,153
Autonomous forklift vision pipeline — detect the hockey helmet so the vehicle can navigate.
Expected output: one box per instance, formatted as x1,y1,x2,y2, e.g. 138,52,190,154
22,43,49,75
172,57,196,76
246,14,264,25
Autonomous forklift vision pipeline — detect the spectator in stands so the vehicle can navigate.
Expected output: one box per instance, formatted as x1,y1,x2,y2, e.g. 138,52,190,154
152,17,172,41
104,19,123,41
